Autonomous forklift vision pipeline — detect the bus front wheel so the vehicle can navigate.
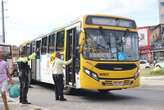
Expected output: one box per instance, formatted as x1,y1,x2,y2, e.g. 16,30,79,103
64,86,76,95
98,90,110,94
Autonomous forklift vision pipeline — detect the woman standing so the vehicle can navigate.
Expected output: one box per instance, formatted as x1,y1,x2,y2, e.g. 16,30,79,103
0,55,13,110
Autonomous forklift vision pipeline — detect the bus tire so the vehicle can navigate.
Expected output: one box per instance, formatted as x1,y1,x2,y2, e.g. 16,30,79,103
64,86,76,95
98,90,110,94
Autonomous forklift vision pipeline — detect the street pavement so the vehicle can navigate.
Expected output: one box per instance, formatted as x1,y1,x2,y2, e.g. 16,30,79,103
1,76,164,110
0,77,48,110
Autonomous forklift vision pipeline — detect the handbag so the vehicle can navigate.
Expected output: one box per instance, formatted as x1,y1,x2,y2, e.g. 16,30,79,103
8,84,20,98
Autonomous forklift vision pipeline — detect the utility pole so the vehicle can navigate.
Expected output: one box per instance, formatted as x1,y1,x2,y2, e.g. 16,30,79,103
1,0,5,43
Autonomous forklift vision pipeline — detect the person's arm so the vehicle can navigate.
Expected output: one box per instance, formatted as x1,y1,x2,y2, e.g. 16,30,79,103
61,58,72,65
6,63,13,84
17,57,28,63
28,52,36,60
56,58,72,65
7,68,12,81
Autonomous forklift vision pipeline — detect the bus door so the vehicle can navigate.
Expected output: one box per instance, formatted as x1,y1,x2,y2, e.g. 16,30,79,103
31,41,37,81
65,27,79,86
36,40,41,81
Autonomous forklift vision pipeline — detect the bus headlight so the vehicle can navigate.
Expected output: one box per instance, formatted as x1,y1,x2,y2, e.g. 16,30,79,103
83,68,99,81
134,69,140,79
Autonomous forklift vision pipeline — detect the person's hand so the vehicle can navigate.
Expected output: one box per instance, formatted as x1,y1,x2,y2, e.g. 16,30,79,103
8,79,14,84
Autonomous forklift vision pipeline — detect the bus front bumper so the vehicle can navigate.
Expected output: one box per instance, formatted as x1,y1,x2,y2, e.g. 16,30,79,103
80,73,140,90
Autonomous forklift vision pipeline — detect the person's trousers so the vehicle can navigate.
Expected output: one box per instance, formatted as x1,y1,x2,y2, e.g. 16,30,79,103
19,70,29,103
52,74,64,100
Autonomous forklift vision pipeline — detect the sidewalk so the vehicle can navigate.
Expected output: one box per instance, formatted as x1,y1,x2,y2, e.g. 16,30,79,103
0,77,49,110
141,75,164,80
141,75,164,86
1,98,49,110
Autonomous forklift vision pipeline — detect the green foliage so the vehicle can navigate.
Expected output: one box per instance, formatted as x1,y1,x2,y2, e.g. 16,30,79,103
150,68,164,75
141,68,164,77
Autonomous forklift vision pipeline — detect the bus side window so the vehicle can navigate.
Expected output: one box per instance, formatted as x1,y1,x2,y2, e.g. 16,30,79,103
32,41,36,53
25,44,30,56
41,37,48,54
36,40,41,58
30,43,33,54
48,34,55,53
22,46,27,55
56,31,64,52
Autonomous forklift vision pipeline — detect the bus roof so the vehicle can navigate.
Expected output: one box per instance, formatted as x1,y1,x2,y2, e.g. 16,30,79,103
25,14,136,43
83,14,135,21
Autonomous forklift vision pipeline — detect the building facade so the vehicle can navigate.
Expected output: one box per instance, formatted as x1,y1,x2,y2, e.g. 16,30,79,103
138,27,153,63
150,24,164,62
159,0,164,24
138,24,164,64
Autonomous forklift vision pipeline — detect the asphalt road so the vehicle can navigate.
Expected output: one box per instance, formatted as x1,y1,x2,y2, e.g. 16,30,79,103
1,76,164,110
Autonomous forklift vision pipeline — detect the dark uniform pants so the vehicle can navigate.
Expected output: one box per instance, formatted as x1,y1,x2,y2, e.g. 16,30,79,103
19,70,29,102
52,74,64,100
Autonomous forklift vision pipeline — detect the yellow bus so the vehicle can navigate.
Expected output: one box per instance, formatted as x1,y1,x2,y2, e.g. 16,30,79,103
20,14,140,93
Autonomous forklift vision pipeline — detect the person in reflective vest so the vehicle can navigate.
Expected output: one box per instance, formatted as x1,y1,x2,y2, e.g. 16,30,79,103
17,52,36,104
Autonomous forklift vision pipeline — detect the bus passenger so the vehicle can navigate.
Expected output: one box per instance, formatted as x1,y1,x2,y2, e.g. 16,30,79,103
0,54,13,110
51,52,72,101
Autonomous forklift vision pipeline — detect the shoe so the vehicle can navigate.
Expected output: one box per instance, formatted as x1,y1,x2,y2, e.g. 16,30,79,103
21,101,31,104
56,98,59,100
60,98,67,101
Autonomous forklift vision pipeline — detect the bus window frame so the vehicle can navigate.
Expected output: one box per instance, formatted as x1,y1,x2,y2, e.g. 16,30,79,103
32,41,36,53
41,36,48,54
36,40,41,58
26,43,31,55
48,33,56,53
56,30,65,52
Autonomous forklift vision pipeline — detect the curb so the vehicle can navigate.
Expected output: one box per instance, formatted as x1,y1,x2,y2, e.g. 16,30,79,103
141,76,164,80
7,96,49,110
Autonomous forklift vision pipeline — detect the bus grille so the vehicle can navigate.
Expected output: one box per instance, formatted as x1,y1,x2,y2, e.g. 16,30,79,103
95,63,137,71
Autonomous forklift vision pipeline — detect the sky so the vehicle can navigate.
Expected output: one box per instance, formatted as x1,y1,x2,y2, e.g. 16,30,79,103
0,0,159,45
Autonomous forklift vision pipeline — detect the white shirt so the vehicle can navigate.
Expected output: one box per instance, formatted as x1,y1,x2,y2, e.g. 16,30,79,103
51,57,72,75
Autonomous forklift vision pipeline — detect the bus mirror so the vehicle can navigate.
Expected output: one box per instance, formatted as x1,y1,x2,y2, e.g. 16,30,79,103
79,32,85,53
79,32,85,46
79,46,83,53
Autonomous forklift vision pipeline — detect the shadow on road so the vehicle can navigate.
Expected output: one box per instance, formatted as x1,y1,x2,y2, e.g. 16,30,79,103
31,83,139,102
69,89,139,102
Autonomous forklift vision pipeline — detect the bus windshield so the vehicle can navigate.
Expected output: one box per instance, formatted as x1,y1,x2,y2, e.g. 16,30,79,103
83,28,139,61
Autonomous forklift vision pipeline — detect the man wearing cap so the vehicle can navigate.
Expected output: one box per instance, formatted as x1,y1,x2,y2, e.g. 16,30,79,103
51,52,72,101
